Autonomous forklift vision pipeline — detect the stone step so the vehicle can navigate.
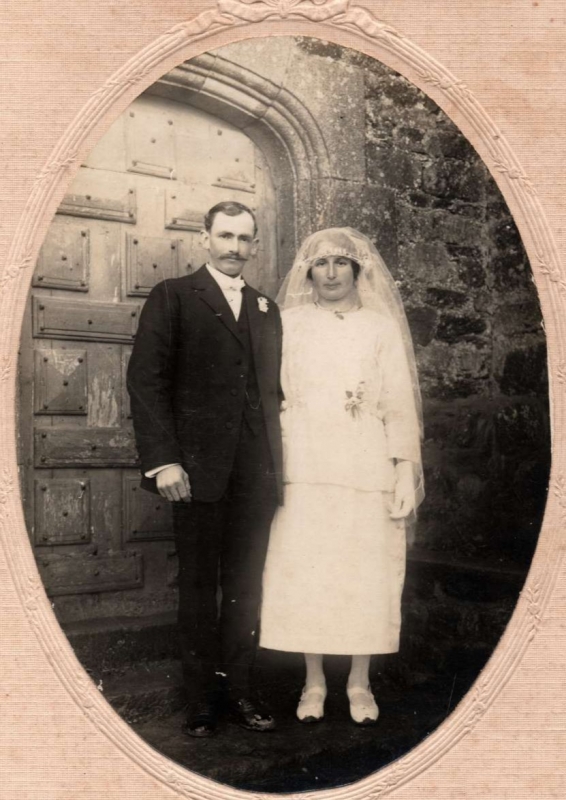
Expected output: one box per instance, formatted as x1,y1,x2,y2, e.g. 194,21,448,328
407,547,526,603
402,548,526,674
62,611,179,680
100,658,185,725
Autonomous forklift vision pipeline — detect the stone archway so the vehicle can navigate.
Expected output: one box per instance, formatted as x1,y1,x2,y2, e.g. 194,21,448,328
148,51,333,278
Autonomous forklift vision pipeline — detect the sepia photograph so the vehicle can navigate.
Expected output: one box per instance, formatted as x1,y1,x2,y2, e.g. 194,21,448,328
16,33,550,794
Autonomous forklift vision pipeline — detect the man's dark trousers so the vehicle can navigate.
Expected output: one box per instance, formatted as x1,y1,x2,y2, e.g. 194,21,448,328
174,415,277,703
172,295,278,704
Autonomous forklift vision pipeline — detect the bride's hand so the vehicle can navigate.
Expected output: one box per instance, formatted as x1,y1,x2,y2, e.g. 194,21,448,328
389,460,415,519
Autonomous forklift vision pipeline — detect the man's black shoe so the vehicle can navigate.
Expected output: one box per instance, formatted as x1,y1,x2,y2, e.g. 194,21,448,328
229,697,276,732
183,700,218,738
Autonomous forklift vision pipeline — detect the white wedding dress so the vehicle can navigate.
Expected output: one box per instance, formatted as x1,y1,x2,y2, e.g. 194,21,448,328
260,303,421,655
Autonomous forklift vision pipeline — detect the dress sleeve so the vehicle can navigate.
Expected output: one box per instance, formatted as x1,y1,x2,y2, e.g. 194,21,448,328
376,319,421,464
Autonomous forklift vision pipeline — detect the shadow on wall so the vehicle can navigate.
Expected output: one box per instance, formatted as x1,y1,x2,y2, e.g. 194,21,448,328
293,36,550,570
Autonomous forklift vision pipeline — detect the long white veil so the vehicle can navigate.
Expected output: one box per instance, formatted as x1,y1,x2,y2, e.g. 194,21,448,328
277,227,424,509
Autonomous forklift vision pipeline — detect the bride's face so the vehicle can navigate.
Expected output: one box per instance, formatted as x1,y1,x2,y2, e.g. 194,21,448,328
309,256,356,303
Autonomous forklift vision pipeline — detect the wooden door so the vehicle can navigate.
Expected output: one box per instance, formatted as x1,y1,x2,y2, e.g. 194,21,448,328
19,95,279,623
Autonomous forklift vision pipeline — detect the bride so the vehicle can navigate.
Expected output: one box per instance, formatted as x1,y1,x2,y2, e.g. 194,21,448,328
260,228,424,725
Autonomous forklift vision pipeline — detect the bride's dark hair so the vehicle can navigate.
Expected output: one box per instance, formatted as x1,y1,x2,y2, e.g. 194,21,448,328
306,258,361,282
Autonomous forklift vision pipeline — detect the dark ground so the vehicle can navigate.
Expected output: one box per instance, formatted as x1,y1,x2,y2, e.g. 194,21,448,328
128,648,487,794
70,553,525,794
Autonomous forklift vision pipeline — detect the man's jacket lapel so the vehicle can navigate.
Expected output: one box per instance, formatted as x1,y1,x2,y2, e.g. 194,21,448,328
244,285,265,364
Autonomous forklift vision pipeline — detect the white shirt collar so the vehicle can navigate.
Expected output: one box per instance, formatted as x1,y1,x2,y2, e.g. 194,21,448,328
206,263,245,291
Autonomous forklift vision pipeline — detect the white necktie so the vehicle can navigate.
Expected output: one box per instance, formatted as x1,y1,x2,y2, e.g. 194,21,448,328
221,275,245,318
224,276,245,292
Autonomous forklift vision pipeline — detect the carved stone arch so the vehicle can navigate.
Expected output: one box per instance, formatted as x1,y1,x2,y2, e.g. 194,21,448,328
148,52,332,276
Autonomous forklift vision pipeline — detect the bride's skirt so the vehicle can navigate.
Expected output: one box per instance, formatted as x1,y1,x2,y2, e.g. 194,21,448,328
259,483,406,655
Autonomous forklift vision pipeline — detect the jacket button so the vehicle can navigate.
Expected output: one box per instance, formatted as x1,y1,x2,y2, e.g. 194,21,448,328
236,359,243,365
230,389,238,396
225,421,234,429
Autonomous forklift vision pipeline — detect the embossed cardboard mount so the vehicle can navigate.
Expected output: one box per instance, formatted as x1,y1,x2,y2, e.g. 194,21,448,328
1,1,564,798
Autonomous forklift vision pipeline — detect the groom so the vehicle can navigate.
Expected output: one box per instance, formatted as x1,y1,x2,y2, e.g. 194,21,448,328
127,201,283,737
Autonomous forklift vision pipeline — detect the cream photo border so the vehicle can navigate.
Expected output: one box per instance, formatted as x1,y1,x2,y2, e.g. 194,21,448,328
1,1,565,797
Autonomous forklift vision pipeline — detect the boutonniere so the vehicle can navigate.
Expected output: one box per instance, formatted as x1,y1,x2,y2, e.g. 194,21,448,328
257,297,269,313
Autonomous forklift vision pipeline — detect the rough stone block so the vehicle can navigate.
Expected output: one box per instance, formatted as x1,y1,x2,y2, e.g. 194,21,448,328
434,125,480,162
493,401,549,455
493,299,543,335
491,215,523,250
417,341,490,399
446,244,486,288
366,143,423,189
407,190,433,208
399,239,463,291
365,101,398,138
491,250,532,291
422,404,484,450
509,457,551,528
397,205,435,244
436,312,488,344
422,161,485,203
473,289,493,314
499,343,548,396
405,306,438,346
295,36,344,61
428,199,485,223
431,209,484,247
395,125,429,155
426,287,468,309
375,77,426,109
347,47,393,75
486,195,512,220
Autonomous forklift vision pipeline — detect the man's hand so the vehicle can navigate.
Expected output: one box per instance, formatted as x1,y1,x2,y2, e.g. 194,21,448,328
156,465,192,503
389,460,415,520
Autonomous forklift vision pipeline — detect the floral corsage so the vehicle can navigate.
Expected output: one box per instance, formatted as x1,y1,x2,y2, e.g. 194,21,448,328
258,297,269,313
345,381,365,419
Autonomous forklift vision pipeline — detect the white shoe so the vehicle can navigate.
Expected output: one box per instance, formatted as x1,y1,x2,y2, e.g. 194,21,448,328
296,685,327,723
347,685,379,725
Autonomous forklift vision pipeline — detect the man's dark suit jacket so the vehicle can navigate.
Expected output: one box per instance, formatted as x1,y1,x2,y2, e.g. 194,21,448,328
126,266,283,503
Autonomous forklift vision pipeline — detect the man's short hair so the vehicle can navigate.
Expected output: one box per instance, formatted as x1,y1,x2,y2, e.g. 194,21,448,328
204,201,258,236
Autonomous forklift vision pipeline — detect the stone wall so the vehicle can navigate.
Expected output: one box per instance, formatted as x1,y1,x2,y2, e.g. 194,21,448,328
350,42,550,567
221,36,550,568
